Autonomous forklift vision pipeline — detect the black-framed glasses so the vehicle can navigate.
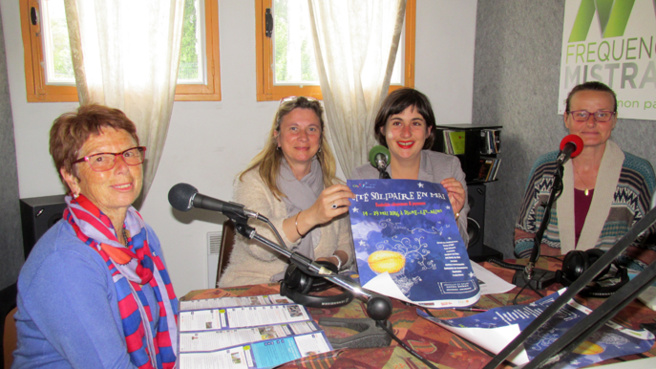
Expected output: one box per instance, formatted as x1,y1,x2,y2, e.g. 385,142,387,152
73,146,146,172
567,110,616,123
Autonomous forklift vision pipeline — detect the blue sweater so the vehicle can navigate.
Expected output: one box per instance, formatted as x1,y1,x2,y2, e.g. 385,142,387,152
12,220,168,369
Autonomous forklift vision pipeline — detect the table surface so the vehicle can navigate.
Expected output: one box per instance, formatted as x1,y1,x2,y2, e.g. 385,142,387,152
181,258,656,369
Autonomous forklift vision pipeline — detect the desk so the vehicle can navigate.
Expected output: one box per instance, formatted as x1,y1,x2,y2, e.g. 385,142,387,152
181,259,656,368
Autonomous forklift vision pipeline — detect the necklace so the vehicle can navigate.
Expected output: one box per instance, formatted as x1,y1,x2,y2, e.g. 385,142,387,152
574,164,594,196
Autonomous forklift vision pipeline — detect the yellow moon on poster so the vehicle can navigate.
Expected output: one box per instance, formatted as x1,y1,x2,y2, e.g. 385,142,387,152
572,341,604,355
368,250,405,274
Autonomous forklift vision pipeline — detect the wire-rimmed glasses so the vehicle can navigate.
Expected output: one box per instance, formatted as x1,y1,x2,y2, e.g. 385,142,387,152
73,146,146,172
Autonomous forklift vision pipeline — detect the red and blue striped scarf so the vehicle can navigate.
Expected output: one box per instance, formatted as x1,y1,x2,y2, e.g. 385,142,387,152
64,195,178,369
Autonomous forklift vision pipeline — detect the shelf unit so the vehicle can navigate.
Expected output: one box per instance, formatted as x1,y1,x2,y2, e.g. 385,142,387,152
431,124,502,183
431,124,504,261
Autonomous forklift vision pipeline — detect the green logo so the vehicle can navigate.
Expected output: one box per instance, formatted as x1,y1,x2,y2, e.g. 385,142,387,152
568,0,636,42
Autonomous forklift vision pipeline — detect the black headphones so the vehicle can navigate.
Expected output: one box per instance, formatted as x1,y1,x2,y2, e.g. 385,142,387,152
556,248,629,297
280,261,354,308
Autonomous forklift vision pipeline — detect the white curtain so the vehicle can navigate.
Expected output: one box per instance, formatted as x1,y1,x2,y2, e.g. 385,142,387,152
64,0,185,205
307,0,406,178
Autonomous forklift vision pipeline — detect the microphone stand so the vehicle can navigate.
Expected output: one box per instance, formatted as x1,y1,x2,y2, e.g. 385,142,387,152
228,214,444,367
484,204,656,369
226,213,393,322
512,161,563,290
183,197,437,368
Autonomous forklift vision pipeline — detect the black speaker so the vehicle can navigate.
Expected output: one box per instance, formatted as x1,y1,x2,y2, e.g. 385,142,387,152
465,183,502,262
466,183,485,250
19,194,67,259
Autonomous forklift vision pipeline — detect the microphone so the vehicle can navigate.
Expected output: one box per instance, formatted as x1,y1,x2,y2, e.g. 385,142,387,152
556,134,584,165
369,145,390,179
168,183,260,220
512,135,584,290
170,183,394,321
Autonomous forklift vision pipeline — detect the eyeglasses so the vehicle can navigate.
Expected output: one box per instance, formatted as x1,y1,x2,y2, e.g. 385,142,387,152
567,110,616,122
73,146,146,172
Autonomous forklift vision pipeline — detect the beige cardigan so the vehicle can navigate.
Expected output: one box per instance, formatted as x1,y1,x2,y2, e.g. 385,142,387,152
218,168,354,288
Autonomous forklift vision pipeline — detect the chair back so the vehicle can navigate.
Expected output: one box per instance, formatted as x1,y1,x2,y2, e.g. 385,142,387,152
3,306,17,369
215,219,236,286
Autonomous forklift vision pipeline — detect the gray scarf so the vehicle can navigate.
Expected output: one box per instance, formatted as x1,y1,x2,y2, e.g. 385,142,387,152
277,157,324,259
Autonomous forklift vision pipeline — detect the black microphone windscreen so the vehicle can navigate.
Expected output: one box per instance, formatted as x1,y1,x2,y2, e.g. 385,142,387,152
368,145,390,168
168,183,197,211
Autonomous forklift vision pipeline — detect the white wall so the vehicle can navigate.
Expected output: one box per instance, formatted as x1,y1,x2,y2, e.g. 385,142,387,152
1,0,476,296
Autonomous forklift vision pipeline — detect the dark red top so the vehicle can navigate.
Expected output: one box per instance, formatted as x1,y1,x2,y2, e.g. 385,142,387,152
574,188,594,247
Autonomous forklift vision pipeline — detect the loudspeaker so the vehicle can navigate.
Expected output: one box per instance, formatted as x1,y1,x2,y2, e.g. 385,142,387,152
19,195,67,259
465,183,503,262
466,183,485,250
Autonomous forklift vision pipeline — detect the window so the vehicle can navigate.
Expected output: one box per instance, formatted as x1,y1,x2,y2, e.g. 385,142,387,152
255,0,415,101
20,0,220,102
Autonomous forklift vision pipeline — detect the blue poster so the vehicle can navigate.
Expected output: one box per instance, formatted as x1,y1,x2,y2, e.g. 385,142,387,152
347,179,480,308
421,289,655,367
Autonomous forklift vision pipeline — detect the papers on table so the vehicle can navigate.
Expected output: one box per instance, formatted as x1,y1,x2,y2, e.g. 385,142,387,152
419,289,655,368
178,293,333,369
470,261,515,295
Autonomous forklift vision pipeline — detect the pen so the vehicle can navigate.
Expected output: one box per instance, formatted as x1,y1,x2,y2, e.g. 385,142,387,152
454,307,488,312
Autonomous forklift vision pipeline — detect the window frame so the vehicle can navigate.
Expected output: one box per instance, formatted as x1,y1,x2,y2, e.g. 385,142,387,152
255,0,415,101
19,0,221,102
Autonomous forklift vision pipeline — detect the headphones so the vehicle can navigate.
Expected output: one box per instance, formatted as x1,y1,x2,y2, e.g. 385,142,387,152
556,248,629,298
280,261,354,308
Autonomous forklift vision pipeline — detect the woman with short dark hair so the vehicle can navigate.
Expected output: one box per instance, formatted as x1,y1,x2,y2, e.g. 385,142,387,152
352,88,470,245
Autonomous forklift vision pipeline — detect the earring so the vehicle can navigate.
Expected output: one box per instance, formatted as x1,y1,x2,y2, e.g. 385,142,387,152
73,192,80,199
318,147,322,153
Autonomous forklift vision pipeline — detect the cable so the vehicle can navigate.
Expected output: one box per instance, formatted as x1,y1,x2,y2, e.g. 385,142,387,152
487,258,524,271
376,319,439,369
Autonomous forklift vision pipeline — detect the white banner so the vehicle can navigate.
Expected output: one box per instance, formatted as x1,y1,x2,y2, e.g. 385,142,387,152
559,0,656,120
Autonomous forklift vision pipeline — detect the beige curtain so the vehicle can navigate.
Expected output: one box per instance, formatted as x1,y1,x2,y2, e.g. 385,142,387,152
307,0,406,178
64,0,184,204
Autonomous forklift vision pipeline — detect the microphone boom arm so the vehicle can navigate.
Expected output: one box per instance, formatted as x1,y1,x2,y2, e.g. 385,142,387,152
168,182,392,320
486,204,656,369
512,162,564,290
231,218,392,321
527,162,563,277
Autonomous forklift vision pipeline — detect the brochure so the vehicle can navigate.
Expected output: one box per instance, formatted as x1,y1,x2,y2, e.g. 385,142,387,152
179,294,333,368
347,179,480,308
418,289,655,368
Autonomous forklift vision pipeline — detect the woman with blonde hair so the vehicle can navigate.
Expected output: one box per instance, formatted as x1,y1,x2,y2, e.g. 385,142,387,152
219,96,355,287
